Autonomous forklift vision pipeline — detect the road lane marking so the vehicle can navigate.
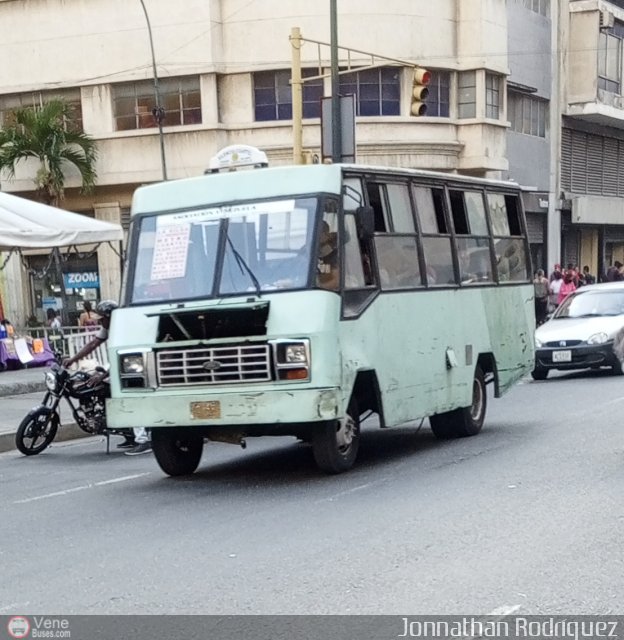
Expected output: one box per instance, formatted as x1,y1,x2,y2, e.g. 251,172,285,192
488,604,522,616
314,481,382,503
12,472,151,504
95,473,150,486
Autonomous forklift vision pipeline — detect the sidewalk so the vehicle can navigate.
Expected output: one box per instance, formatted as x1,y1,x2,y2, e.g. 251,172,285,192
0,366,88,454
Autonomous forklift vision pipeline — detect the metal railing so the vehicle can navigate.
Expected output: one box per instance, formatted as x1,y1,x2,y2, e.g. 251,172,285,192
17,326,109,367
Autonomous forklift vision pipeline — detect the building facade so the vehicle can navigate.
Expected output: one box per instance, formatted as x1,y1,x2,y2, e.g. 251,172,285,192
1,0,623,324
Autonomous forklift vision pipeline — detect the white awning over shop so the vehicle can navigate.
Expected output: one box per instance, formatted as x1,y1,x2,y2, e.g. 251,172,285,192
0,191,123,250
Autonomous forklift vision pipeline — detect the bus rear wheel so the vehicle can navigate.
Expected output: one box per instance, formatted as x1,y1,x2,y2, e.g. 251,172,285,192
312,400,360,474
430,367,486,439
152,428,204,477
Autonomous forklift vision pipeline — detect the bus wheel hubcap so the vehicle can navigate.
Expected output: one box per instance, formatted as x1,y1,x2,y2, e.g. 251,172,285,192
336,415,356,451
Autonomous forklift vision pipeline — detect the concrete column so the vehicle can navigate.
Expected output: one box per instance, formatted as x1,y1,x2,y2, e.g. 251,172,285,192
93,203,124,303
547,0,563,270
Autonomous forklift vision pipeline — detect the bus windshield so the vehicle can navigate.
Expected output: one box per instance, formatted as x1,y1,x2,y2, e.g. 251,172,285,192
129,197,318,303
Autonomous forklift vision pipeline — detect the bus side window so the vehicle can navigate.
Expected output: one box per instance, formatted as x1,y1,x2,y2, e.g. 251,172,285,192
344,215,369,289
487,193,529,282
365,182,389,232
413,185,455,285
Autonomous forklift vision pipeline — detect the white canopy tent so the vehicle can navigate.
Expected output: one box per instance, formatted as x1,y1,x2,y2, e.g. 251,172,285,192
0,191,123,250
0,191,124,326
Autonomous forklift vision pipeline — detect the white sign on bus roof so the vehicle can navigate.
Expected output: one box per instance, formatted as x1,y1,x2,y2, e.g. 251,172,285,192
157,200,296,226
208,144,269,172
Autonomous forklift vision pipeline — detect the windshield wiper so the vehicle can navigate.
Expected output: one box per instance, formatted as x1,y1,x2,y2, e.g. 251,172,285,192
225,234,262,297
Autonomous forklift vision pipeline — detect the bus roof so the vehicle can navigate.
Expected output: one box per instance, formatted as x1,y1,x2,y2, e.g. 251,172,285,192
131,162,521,216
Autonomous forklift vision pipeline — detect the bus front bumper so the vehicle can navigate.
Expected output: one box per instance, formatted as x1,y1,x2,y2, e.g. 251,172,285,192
106,387,341,430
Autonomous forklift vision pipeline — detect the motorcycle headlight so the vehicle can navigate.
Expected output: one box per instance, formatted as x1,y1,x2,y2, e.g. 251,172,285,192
45,371,57,392
587,332,609,345
121,354,145,374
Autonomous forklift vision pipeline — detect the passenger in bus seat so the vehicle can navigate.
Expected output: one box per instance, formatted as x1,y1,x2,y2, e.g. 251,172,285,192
317,221,339,290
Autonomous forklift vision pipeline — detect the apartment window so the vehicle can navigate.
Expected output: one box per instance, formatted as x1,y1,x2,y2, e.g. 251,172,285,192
523,0,550,16
426,71,450,117
0,89,83,131
458,71,476,119
340,67,400,116
508,92,547,137
113,76,201,131
254,69,323,121
598,31,622,94
485,73,501,119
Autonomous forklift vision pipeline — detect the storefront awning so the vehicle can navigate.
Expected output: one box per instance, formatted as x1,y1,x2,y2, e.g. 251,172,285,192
0,192,123,250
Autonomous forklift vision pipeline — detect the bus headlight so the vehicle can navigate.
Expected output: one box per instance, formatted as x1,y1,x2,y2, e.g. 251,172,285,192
121,354,145,374
587,332,609,345
119,352,149,389
285,344,308,364
270,339,310,382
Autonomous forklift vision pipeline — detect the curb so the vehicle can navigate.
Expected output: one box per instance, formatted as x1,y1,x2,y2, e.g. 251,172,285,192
0,422,92,455
0,381,46,398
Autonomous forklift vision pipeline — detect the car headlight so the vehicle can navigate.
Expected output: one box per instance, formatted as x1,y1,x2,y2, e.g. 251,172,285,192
587,332,609,345
45,371,57,392
121,354,145,374
535,337,543,348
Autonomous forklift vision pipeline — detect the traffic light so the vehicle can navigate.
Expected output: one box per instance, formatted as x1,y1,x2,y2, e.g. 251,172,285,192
411,68,431,116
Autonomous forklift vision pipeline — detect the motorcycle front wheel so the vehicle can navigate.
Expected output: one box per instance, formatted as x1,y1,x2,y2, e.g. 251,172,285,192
15,407,59,456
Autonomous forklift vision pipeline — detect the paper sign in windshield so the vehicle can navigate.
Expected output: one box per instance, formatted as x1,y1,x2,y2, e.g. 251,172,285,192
150,223,191,280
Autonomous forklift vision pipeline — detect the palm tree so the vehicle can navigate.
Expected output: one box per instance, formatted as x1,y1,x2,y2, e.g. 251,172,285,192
0,99,97,206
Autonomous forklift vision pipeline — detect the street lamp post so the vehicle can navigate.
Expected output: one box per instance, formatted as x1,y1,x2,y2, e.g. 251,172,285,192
330,0,342,163
138,0,168,181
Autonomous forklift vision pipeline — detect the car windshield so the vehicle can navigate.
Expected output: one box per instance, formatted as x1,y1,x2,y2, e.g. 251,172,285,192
555,289,624,318
128,197,317,304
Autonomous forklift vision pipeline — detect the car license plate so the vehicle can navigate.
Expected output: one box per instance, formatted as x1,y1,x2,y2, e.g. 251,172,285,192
552,350,572,363
191,401,221,419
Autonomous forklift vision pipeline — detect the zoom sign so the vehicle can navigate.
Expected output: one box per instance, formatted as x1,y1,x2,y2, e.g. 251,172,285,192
62,271,100,289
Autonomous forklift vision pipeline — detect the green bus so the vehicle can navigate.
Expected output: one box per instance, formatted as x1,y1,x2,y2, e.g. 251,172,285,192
107,146,535,476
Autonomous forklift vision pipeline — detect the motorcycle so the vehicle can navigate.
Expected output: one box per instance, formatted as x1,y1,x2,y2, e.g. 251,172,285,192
15,356,128,456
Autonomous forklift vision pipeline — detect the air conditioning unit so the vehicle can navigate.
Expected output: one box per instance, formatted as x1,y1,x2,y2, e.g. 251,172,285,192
600,9,615,30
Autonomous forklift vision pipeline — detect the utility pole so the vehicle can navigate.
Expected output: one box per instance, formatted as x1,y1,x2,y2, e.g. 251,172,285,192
330,0,342,163
290,27,304,165
139,0,168,181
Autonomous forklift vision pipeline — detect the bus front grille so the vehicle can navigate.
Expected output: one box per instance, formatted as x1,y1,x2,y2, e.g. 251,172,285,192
156,344,272,387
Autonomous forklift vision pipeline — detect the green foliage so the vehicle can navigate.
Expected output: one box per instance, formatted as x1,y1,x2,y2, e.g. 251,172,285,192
0,99,97,205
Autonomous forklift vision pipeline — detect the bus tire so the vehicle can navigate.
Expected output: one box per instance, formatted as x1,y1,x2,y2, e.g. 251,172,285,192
152,428,204,477
429,367,486,439
312,400,360,474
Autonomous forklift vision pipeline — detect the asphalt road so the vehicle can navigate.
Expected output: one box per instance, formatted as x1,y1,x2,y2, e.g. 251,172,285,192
1,370,623,615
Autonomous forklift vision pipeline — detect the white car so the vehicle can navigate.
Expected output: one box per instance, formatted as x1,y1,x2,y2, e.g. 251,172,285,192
533,281,624,380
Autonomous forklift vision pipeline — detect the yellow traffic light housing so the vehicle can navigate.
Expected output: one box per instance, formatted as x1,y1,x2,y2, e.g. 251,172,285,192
411,68,431,116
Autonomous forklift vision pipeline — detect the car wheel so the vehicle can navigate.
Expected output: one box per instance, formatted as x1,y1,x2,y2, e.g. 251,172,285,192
531,367,549,380
610,360,624,376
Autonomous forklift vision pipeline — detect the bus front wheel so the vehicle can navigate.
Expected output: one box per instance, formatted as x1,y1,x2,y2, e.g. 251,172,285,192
152,428,204,477
312,400,360,474
430,367,486,439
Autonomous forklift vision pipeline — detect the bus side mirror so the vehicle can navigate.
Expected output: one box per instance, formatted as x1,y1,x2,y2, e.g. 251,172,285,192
356,206,375,240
